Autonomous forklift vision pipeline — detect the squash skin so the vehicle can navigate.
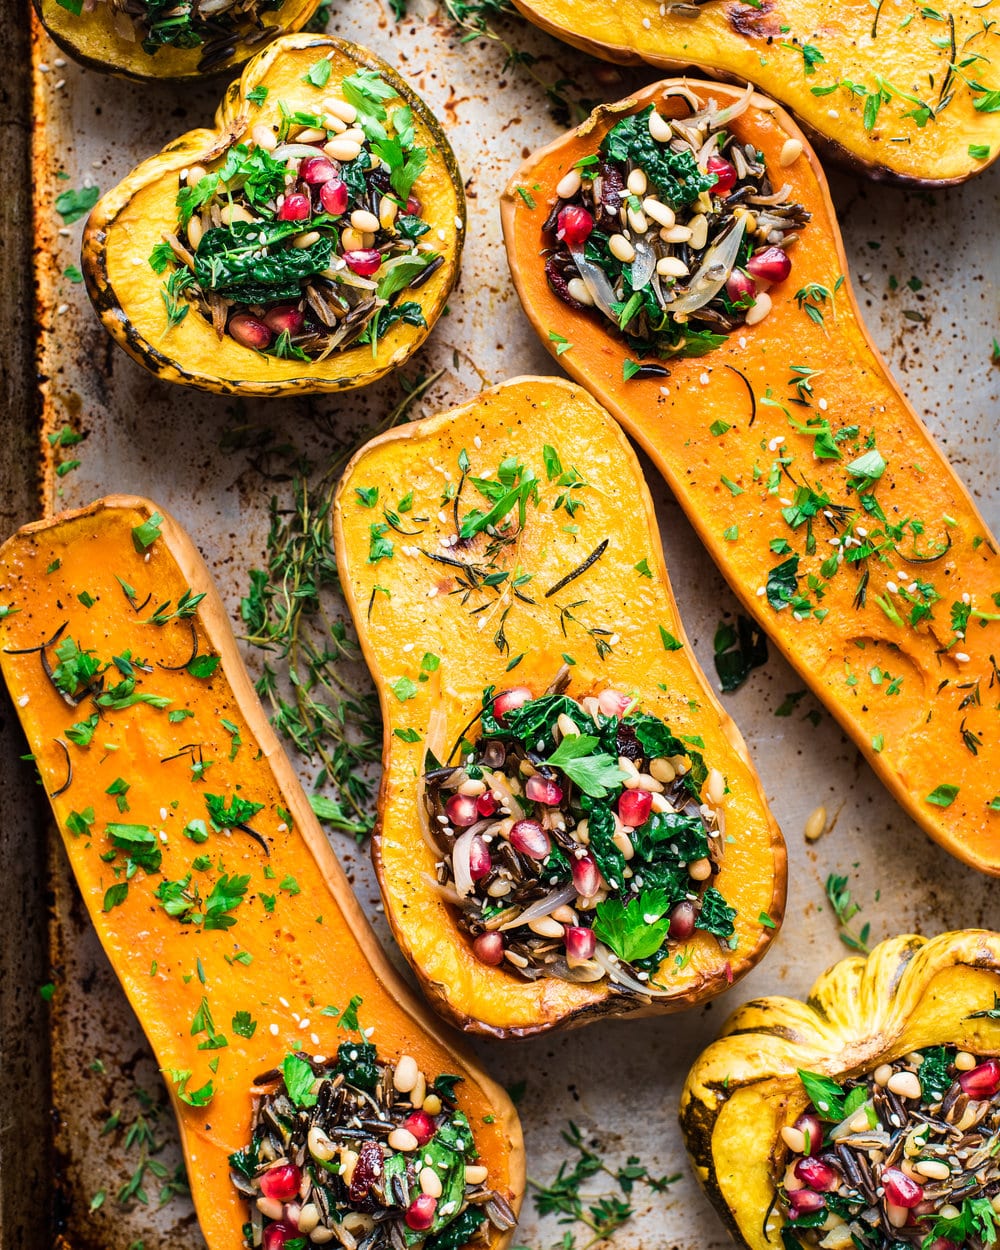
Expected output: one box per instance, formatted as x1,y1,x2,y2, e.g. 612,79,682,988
680,930,1000,1250
0,495,523,1250
502,80,1000,876
33,0,320,81
81,34,465,395
508,0,1000,185
332,376,787,1038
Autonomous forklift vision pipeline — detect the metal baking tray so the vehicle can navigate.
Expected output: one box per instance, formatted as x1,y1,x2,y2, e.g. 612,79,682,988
5,0,1000,1244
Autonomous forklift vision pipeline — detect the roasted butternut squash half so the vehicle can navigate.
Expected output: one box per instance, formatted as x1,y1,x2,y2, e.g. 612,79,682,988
681,931,1000,1250
0,496,522,1250
509,0,1000,184
333,376,787,1038
502,79,1000,875
34,0,319,80
82,35,464,395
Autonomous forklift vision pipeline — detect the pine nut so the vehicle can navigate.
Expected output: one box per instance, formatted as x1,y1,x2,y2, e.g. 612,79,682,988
557,712,581,737
648,110,672,142
848,1111,869,1132
323,96,357,124
939,1206,961,1222
186,163,209,184
955,1051,976,1070
388,1128,419,1152
574,818,590,845
992,1195,1000,1215
293,230,322,249
780,1125,805,1153
379,195,398,230
650,793,672,813
186,215,204,250
627,206,648,234
643,197,675,228
780,138,804,167
250,123,277,151
340,127,366,145
887,1203,909,1229
612,828,635,860
656,256,689,278
887,1071,922,1099
821,1225,856,1250
707,769,726,806
458,778,487,796
618,756,640,776
669,755,688,775
310,1230,335,1245
873,1064,894,1087
351,209,380,233
341,227,365,252
325,138,362,162
650,757,675,783
556,169,582,198
626,168,647,195
566,277,593,306
609,234,636,263
634,774,664,793
297,1204,320,1235
342,1213,374,1235
257,1197,284,1220
220,204,256,225
340,1149,359,1185
411,1071,426,1108
804,805,826,840
505,950,529,968
528,916,565,939
420,1167,443,1197
308,1125,336,1160
422,1094,442,1115
687,213,709,250
465,1165,489,1185
956,1105,980,1131
295,127,327,143
487,879,511,897
551,904,577,924
914,1160,951,1180
321,112,348,133
689,857,712,881
744,291,772,326
660,224,692,244
393,1054,419,1092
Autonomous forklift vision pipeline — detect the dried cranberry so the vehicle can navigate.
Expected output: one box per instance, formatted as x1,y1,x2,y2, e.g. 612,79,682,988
348,1139,384,1208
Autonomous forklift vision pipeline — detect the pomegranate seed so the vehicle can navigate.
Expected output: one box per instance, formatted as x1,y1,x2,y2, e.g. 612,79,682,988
794,1113,822,1156
445,793,480,828
525,774,563,805
571,853,601,897
726,268,757,307
468,835,491,880
260,1164,301,1202
926,1240,958,1250
618,789,652,827
228,313,272,351
556,204,594,247
405,1194,438,1232
746,246,792,285
509,819,551,860
406,195,421,216
348,1140,383,1204
319,177,348,216
794,1157,837,1191
263,305,304,336
476,792,498,817
491,686,532,722
668,900,696,940
788,1188,826,1215
343,249,382,277
472,931,505,965
959,1059,1000,1099
565,926,596,962
597,689,630,719
263,1222,301,1250
882,1168,923,1208
300,155,336,185
278,193,311,222
707,154,737,195
403,1110,436,1145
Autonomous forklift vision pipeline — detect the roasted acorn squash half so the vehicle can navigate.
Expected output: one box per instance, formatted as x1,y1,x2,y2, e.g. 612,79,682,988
509,0,1000,184
502,79,1000,876
34,0,320,81
0,496,523,1250
681,931,1000,1250
82,34,465,395
332,376,787,1038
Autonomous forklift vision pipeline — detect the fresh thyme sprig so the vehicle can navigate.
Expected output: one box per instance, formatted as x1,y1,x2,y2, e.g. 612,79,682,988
98,1085,190,1209
239,372,443,836
824,873,872,955
526,1121,679,1250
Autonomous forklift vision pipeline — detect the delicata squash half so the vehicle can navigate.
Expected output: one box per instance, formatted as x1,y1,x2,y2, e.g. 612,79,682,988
0,497,523,1250
681,931,1000,1250
33,0,320,81
509,0,1000,184
502,80,1000,876
82,35,464,395
332,376,787,1038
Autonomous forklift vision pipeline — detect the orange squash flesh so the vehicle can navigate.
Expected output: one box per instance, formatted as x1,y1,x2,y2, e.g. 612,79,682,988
502,81,1000,876
0,497,523,1250
509,0,1000,185
333,376,787,1037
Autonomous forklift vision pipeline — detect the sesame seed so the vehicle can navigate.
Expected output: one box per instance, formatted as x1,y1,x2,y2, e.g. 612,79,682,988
955,652,970,663
269,1023,279,1036
886,581,898,593
756,586,766,597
